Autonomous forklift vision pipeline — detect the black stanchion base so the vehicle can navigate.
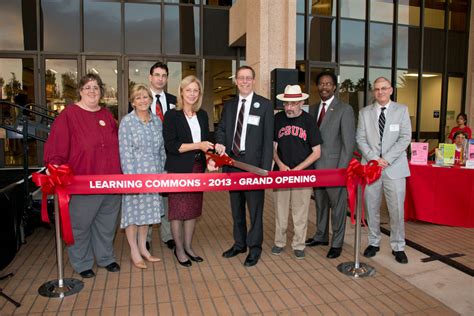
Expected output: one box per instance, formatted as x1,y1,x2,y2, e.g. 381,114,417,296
38,278,84,298
337,262,376,278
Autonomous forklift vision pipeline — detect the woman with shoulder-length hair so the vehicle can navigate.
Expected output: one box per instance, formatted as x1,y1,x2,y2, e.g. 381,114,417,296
44,73,121,278
119,84,166,269
163,75,214,267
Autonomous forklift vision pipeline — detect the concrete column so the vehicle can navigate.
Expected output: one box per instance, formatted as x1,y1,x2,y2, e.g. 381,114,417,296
467,2,474,124
229,0,296,98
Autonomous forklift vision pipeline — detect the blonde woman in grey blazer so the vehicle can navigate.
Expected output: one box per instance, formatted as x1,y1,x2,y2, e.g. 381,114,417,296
356,77,412,264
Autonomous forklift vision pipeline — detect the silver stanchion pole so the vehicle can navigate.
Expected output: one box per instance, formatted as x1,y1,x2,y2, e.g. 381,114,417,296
38,194,83,297
337,184,375,277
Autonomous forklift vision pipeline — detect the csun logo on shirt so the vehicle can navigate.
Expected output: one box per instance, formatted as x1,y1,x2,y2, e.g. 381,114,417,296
277,126,307,141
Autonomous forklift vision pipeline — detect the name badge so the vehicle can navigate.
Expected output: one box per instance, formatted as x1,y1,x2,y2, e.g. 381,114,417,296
248,115,260,126
390,124,400,132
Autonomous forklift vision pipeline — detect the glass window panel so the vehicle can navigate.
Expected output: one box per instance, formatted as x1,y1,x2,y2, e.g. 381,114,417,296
371,0,393,23
128,61,153,94
308,17,335,62
425,0,445,29
165,0,201,3
167,61,197,97
396,69,418,131
203,59,235,130
340,19,365,65
398,0,420,26
446,76,463,138
297,0,305,14
449,0,468,31
296,15,305,60
0,58,37,166
45,59,78,113
84,0,121,53
311,0,335,17
125,3,161,54
423,28,445,73
340,0,365,20
370,22,392,68
85,60,118,119
420,73,442,133
397,26,409,69
447,31,467,73
164,5,200,55
0,1,37,50
339,66,364,118
41,0,80,52
203,8,235,56
368,68,391,90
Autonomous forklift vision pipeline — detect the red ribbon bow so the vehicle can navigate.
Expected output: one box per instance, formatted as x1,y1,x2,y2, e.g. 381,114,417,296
32,164,75,245
345,159,382,225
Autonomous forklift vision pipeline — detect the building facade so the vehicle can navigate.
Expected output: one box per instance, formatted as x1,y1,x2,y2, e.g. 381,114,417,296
0,0,472,167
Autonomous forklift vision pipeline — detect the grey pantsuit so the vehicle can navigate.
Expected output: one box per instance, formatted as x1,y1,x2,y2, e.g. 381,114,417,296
68,194,121,273
356,101,411,251
310,97,355,248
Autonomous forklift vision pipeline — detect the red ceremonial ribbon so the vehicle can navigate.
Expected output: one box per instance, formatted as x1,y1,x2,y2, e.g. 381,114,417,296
345,158,382,225
32,164,75,245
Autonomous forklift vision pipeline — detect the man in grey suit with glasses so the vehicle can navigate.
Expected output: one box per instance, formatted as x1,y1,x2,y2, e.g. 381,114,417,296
356,76,411,264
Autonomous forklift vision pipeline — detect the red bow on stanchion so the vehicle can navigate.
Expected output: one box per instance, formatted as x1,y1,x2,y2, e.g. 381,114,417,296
346,158,382,225
32,164,75,245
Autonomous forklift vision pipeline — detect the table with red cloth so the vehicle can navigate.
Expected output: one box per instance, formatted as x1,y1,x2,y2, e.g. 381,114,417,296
405,163,474,228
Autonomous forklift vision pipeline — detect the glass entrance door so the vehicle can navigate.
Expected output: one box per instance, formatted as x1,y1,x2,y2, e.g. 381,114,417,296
85,59,119,120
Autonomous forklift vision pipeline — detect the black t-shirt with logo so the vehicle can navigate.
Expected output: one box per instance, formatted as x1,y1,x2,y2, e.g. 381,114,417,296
273,111,323,170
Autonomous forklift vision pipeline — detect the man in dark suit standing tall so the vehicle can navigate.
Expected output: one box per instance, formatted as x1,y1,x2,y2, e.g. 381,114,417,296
305,71,355,259
147,62,177,250
214,65,274,267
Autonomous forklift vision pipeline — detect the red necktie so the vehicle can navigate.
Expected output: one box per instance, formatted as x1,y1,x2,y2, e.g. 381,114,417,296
155,94,164,122
317,102,326,127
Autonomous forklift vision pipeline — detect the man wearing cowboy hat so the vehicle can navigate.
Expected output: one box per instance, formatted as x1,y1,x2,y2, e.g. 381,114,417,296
272,85,323,259
306,70,356,259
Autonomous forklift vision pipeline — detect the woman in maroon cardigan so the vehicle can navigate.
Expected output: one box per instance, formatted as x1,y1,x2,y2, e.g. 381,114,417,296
44,73,121,279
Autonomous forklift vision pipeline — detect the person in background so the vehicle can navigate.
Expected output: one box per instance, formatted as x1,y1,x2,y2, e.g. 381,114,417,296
272,85,322,260
44,73,121,278
213,65,274,267
356,77,412,264
306,71,356,259
453,130,468,165
146,62,177,251
448,113,472,143
119,84,165,269
163,75,213,267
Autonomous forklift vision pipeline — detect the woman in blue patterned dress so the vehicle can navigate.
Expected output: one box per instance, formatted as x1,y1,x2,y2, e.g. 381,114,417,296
119,84,165,269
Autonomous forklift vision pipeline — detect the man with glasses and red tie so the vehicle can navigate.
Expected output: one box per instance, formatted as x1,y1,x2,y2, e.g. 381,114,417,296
214,65,274,267
146,62,177,251
356,77,411,264
305,71,356,259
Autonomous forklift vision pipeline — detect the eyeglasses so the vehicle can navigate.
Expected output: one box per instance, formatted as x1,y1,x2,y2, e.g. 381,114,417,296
236,76,254,82
82,86,100,92
318,82,334,87
374,87,391,92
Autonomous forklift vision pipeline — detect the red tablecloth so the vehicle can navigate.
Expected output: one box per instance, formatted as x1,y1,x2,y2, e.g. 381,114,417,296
405,163,474,228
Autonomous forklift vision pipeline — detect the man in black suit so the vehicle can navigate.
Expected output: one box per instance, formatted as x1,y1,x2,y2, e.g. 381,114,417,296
214,65,274,267
147,62,177,250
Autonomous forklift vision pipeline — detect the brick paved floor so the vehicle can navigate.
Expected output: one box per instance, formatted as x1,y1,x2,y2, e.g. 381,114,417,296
0,190,458,315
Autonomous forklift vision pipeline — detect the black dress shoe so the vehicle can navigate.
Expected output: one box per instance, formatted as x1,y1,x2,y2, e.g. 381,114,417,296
326,247,342,259
222,246,247,258
105,262,121,272
79,269,95,278
363,245,380,258
243,254,260,267
165,239,176,250
174,250,192,267
305,238,329,247
185,250,204,262
392,251,408,264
